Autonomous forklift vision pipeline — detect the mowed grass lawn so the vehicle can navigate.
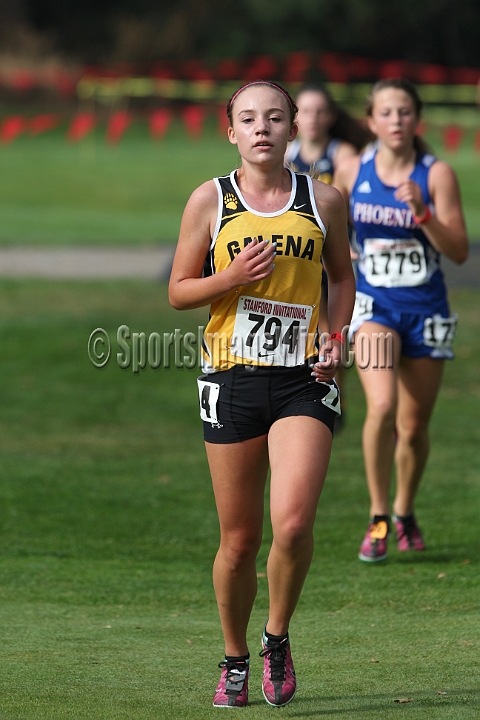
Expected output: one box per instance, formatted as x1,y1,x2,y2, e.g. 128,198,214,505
0,120,237,245
0,280,478,719
0,121,479,245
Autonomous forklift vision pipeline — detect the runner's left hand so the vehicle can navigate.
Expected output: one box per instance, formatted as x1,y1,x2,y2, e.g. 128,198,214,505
311,342,341,381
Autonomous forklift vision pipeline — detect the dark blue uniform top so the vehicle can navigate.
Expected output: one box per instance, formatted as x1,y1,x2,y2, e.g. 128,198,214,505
285,138,340,185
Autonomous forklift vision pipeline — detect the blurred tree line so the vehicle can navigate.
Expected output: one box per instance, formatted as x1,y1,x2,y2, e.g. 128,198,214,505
1,0,479,68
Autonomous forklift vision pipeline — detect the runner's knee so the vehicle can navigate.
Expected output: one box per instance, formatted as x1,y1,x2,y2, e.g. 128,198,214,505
366,395,396,426
219,530,262,569
397,417,429,447
272,516,312,553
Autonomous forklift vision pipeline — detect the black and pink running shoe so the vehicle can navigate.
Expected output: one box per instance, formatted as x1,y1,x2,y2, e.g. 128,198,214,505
213,658,249,707
393,513,426,551
260,631,296,707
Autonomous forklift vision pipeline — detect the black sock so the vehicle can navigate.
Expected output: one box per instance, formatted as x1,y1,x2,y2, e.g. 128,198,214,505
394,513,414,521
264,629,289,645
225,653,250,664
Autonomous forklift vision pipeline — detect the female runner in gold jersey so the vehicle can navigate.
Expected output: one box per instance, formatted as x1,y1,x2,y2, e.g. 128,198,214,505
169,80,355,708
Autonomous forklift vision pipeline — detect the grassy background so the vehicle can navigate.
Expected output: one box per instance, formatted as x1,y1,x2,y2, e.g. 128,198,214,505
0,110,478,717
0,119,236,246
0,279,478,719
0,120,479,246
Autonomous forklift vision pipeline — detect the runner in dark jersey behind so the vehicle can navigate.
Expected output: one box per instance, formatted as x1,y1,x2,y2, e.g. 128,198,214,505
286,84,371,430
285,83,369,181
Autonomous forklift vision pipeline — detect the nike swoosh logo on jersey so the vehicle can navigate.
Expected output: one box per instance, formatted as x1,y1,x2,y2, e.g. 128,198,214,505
357,181,372,193
293,203,306,209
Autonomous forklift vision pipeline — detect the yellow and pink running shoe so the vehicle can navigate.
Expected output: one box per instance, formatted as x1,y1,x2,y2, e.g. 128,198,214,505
358,516,390,562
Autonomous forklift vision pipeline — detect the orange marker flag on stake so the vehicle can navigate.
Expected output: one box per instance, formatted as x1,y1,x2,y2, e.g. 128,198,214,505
443,125,463,152
0,116,26,144
29,114,61,136
67,112,97,143
282,52,311,83
149,108,173,139
106,110,132,144
181,105,206,139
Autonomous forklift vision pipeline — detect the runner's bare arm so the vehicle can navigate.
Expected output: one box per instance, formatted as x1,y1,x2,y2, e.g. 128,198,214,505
319,184,356,335
311,182,356,380
333,155,361,259
334,141,358,167
332,155,361,206
394,161,468,265
169,182,275,310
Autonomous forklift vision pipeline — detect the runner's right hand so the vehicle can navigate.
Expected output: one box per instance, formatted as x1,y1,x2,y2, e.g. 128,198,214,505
227,238,275,287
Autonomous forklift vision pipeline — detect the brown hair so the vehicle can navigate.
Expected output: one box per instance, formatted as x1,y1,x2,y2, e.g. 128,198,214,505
366,78,431,156
226,80,298,126
296,82,372,152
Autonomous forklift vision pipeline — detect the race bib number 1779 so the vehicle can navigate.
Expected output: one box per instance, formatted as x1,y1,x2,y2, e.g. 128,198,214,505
363,238,428,287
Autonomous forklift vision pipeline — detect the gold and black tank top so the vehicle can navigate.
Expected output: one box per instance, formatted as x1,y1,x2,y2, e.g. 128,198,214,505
202,169,326,372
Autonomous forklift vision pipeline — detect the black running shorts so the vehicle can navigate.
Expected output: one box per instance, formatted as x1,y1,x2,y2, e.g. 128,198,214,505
198,360,340,444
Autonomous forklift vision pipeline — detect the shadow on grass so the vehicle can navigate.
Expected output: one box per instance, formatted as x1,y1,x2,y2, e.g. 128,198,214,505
393,549,476,565
288,687,479,716
356,547,476,566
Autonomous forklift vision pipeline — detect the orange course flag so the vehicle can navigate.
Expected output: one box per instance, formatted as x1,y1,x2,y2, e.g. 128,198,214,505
149,108,173,139
67,112,97,142
0,116,26,144
443,125,464,152
181,105,206,138
106,110,133,144
29,114,61,136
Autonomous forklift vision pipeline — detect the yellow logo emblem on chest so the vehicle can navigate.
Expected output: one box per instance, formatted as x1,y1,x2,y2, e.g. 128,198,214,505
224,193,238,210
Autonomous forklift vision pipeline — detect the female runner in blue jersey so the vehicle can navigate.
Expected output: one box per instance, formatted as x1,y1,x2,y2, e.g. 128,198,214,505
169,81,355,707
334,78,468,562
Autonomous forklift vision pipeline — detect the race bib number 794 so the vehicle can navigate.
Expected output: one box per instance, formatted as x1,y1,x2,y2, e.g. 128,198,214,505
231,296,313,366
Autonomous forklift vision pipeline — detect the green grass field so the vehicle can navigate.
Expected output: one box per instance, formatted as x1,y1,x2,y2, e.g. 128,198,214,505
0,279,478,719
0,120,479,245
0,120,237,246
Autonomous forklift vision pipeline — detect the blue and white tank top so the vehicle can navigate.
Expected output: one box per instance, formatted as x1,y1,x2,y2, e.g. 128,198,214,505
285,138,340,184
351,148,447,312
